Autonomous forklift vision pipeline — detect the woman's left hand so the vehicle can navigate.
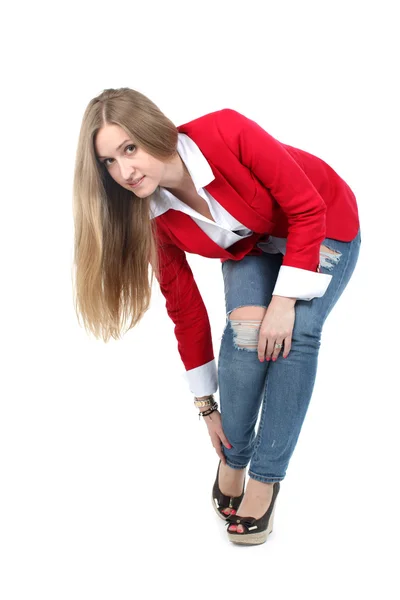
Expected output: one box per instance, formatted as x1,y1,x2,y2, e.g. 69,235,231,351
257,296,296,361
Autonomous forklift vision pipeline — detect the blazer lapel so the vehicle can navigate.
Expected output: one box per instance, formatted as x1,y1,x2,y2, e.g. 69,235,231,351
159,210,265,261
204,162,274,234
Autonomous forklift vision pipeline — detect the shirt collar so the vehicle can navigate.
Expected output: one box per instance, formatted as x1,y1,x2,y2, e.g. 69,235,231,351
150,133,215,219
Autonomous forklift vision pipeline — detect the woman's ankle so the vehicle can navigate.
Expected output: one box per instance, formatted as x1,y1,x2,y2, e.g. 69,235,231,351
222,462,246,473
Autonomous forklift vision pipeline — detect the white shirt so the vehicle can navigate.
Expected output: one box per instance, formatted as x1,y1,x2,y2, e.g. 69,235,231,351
150,133,332,301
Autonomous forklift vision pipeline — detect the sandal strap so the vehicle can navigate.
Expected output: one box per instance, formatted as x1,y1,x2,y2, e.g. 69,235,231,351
215,488,244,508
229,492,244,510
213,460,245,511
225,514,256,530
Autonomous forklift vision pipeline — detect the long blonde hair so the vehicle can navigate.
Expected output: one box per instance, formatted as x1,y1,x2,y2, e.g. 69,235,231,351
72,88,178,341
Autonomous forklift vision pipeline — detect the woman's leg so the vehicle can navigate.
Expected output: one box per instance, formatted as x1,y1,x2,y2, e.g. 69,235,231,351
218,252,282,469
219,230,361,530
215,251,282,513
248,229,361,483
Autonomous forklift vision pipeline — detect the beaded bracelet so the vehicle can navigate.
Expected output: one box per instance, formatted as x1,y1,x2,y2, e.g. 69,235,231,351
198,400,219,420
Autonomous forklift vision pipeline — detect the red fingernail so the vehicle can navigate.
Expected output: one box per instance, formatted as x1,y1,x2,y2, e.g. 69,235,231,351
266,357,270,361
272,358,276,362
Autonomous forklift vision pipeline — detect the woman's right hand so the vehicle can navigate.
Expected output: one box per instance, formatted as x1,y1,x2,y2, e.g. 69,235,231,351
200,407,232,464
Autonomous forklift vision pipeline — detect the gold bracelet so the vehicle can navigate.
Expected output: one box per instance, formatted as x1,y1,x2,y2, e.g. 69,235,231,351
198,401,218,420
193,394,215,408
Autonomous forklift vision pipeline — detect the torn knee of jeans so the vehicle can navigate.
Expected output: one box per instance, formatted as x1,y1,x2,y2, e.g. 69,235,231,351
320,244,342,271
229,319,262,351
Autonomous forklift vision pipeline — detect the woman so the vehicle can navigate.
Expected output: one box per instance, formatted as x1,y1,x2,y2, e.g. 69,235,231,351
73,87,361,546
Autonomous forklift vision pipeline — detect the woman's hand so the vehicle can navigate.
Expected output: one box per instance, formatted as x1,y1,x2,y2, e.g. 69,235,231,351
200,406,232,464
258,296,296,361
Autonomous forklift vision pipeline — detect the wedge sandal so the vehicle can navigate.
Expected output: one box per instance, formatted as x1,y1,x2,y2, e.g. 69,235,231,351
211,459,246,520
225,481,280,545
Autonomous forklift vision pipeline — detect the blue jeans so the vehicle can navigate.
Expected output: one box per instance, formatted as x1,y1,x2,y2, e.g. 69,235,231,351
218,229,361,483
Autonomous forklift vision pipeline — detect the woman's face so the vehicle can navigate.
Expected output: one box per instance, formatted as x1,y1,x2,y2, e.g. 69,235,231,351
94,124,169,197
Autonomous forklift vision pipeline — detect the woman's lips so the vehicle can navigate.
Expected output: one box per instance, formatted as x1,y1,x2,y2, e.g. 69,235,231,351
128,176,145,188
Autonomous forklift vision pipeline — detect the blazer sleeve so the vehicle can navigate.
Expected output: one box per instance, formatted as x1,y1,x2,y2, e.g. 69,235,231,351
216,108,333,301
154,230,218,397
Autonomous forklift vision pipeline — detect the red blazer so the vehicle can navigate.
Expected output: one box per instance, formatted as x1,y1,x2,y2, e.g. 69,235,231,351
153,108,360,384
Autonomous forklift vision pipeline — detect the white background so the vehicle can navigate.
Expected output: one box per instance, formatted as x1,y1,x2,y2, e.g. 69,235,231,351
1,1,399,598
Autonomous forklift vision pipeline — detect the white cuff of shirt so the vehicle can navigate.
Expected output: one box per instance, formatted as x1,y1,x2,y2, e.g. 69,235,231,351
182,359,218,397
272,265,332,301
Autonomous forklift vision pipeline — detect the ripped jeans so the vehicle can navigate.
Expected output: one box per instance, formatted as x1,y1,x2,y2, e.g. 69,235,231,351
217,229,361,483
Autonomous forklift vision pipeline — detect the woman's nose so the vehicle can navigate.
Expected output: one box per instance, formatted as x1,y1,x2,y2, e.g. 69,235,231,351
120,161,136,180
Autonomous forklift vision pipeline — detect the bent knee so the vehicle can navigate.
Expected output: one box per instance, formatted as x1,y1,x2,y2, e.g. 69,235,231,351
229,306,267,320
228,306,267,350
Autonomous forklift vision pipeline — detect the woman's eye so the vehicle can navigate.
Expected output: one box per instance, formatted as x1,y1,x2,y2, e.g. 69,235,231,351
103,144,136,166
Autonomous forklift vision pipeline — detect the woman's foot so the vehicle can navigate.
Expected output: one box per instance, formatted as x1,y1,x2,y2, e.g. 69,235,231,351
228,478,275,533
218,462,246,516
